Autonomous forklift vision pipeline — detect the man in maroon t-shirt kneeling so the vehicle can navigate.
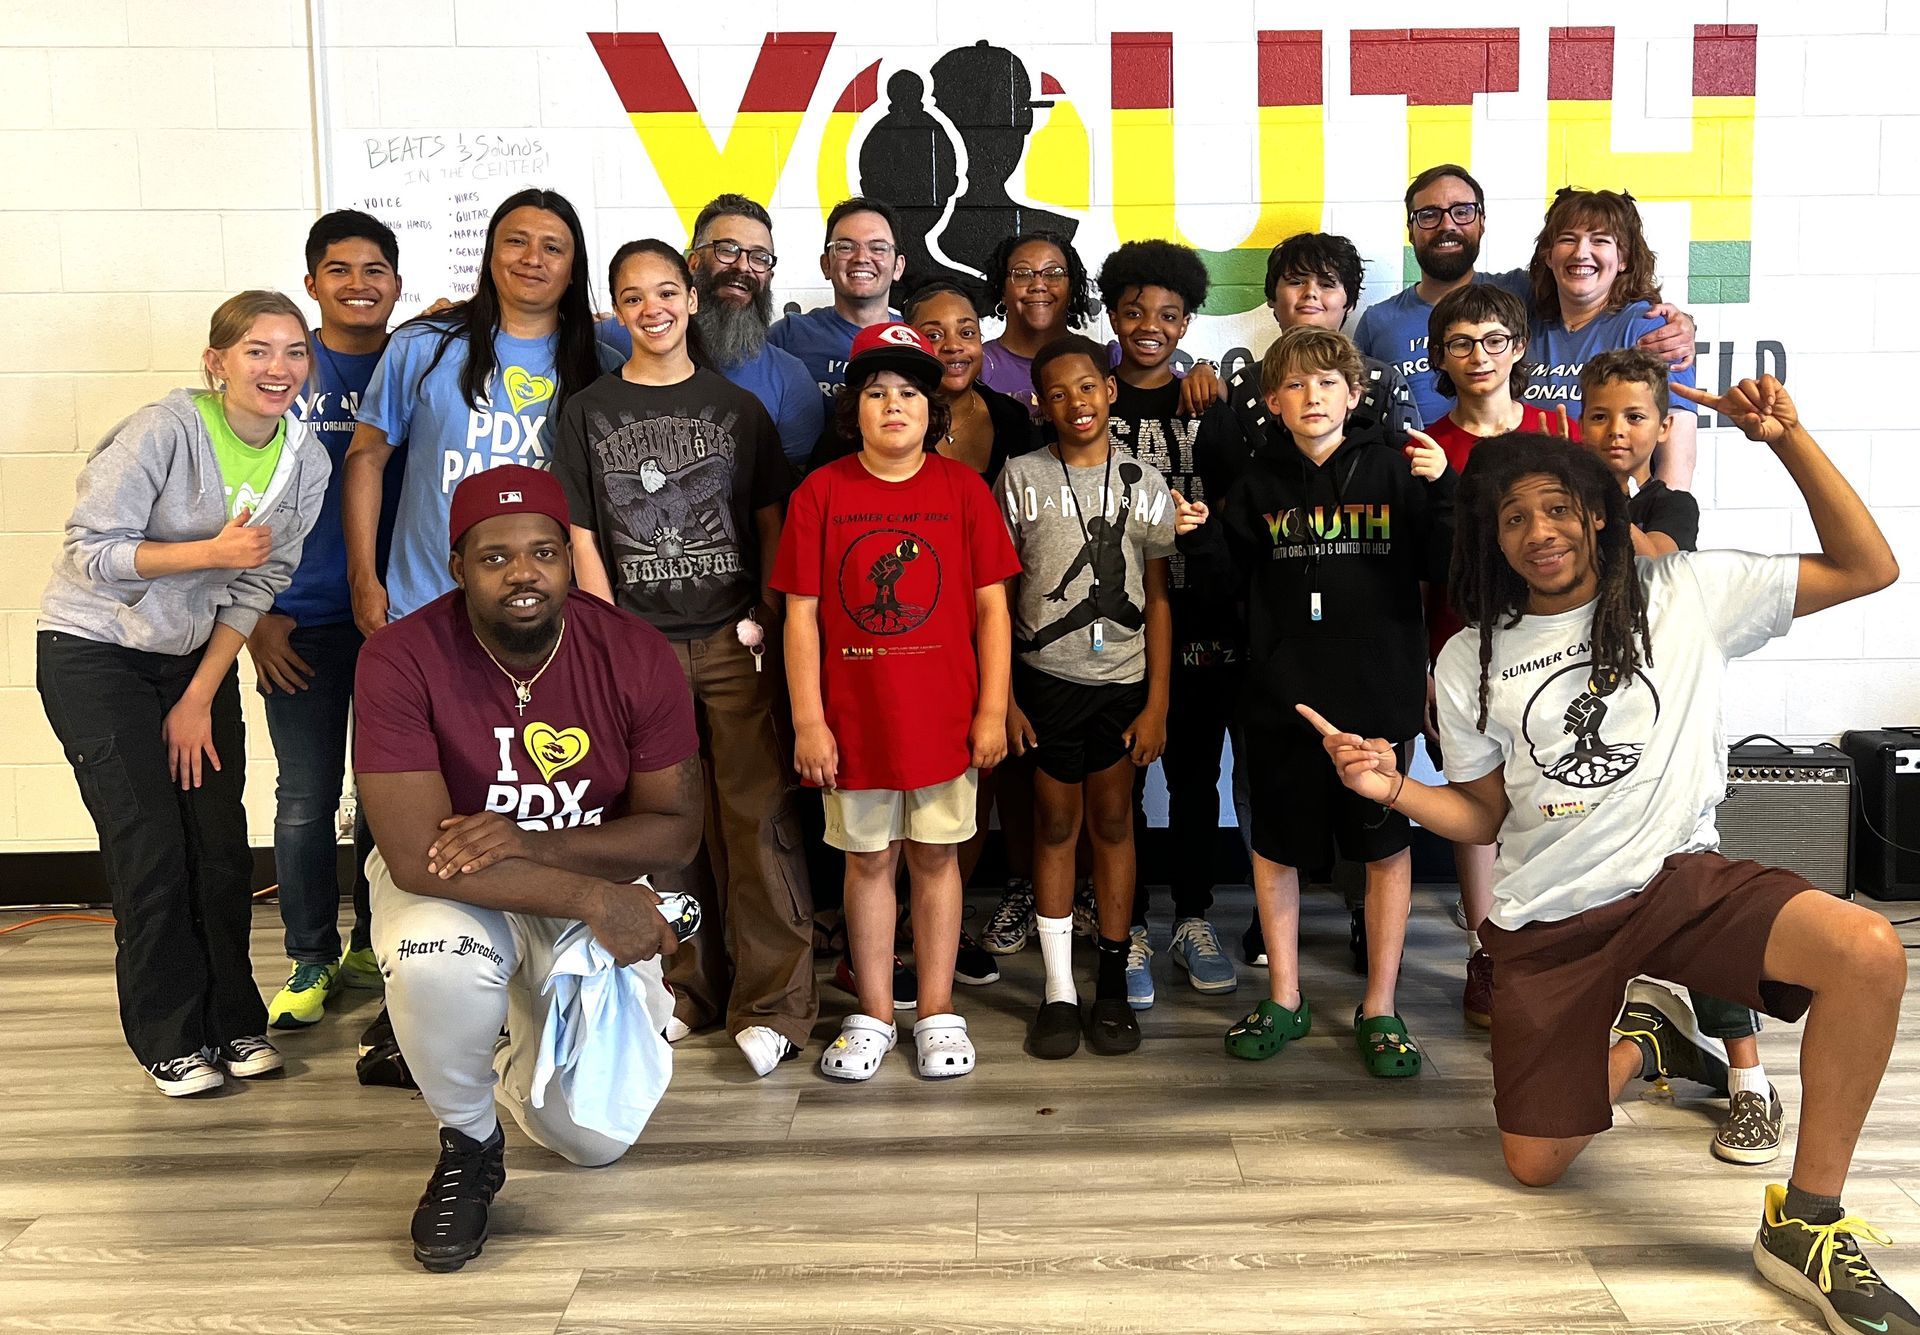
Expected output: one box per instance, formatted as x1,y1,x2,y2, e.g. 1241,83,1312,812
354,465,703,1272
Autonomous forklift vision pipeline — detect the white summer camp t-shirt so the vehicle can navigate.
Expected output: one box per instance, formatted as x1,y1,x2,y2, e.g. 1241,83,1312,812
1435,550,1797,930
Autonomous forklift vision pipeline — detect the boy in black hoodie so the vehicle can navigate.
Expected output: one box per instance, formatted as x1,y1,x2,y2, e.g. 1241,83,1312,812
1218,326,1453,1075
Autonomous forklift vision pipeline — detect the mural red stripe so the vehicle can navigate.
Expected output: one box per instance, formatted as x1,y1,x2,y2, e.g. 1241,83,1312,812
587,32,697,114
834,59,880,113
1111,32,1173,111
738,33,834,112
1350,28,1519,106
1548,26,1614,102
1257,30,1322,107
1693,24,1758,97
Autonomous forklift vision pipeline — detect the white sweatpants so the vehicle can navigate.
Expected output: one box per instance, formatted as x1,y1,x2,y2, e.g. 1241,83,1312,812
368,849,673,1167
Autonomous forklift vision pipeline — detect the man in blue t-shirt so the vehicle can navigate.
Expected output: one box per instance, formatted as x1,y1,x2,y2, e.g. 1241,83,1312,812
250,210,405,1029
595,194,823,467
1355,164,1696,428
767,196,905,400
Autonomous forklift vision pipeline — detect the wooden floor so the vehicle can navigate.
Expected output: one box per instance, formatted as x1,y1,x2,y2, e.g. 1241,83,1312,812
3,886,1918,1334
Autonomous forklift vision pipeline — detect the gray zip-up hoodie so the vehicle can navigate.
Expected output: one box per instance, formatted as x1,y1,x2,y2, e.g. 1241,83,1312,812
39,388,332,656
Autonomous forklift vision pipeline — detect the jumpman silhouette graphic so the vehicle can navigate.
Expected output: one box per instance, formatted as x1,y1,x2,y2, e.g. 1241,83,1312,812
1029,461,1144,651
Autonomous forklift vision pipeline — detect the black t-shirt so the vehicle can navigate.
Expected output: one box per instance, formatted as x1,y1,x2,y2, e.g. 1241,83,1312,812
1109,376,1237,642
807,381,1037,482
552,367,795,640
1627,479,1700,552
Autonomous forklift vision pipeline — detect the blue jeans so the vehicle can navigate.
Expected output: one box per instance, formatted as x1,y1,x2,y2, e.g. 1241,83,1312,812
260,619,372,963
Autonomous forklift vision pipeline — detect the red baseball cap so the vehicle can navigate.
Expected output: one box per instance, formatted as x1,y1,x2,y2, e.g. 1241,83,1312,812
845,321,943,393
448,464,570,549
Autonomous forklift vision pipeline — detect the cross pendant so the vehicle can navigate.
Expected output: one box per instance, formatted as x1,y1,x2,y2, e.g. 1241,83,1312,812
514,685,531,715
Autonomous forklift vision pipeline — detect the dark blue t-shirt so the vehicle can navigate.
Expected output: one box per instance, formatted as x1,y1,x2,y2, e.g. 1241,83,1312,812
276,340,400,624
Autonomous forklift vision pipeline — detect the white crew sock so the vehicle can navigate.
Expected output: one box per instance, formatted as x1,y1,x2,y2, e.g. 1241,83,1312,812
1466,930,1481,954
1037,913,1077,1005
1728,1063,1769,1098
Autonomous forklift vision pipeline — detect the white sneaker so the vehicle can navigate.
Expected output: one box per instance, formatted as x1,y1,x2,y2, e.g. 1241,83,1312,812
146,1053,224,1096
734,1025,798,1078
664,1016,691,1044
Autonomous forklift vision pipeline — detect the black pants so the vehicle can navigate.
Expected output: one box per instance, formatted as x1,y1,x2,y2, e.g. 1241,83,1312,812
37,631,266,1065
1133,646,1245,927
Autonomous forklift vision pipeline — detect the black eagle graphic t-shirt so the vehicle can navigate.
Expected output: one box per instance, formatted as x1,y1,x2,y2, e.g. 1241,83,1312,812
553,368,795,640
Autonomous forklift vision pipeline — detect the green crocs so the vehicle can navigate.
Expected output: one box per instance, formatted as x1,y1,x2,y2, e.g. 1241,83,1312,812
1355,1007,1422,1077
1224,996,1311,1060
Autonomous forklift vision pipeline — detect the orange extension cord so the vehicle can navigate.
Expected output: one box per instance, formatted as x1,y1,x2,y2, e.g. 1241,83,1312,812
0,885,280,936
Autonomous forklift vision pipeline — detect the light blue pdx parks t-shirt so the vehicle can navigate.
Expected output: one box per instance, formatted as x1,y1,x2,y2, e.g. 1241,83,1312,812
360,322,621,619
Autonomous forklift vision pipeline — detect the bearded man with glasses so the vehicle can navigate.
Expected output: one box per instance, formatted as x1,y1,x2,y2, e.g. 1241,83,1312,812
770,196,908,402
1356,164,1697,428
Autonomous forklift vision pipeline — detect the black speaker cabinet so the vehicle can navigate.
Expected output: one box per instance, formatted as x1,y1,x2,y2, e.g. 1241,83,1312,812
1841,729,1920,901
1718,738,1853,897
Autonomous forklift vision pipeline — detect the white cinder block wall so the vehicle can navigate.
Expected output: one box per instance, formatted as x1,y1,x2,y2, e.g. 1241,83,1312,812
1,0,1916,854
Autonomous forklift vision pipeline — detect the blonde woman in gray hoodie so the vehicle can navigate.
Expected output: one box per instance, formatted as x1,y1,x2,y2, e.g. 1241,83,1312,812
38,290,332,1096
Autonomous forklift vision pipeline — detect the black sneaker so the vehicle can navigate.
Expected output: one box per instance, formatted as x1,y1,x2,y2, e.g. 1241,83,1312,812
953,932,999,986
412,1124,507,1273
1241,918,1268,967
1754,1184,1920,1334
145,1052,223,1097
1713,1084,1786,1165
1084,997,1142,1056
358,1005,395,1057
211,1034,284,1078
1612,980,1731,1094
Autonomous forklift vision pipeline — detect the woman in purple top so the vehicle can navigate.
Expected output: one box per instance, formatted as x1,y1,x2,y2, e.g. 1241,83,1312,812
978,231,1098,418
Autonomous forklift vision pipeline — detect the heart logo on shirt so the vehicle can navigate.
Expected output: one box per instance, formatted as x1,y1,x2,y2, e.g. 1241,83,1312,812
523,722,591,784
502,365,555,415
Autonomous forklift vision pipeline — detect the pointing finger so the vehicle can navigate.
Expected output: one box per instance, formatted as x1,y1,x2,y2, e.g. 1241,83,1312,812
1295,702,1341,737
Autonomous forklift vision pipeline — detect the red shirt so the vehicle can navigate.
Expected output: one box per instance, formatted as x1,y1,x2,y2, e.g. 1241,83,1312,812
1424,405,1569,660
354,589,698,829
772,453,1021,792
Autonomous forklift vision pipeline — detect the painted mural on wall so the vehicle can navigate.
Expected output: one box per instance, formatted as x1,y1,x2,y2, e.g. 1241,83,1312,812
586,25,1758,314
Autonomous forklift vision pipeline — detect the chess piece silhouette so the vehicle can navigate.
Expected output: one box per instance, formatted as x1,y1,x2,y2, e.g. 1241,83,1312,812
926,41,1079,280
858,70,974,295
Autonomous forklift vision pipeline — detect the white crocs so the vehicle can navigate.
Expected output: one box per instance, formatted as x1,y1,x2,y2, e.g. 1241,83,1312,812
819,1013,896,1082
735,1025,798,1078
912,1013,975,1079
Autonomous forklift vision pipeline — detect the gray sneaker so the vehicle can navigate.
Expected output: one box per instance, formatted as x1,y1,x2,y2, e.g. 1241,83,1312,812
981,880,1035,955
1169,918,1238,994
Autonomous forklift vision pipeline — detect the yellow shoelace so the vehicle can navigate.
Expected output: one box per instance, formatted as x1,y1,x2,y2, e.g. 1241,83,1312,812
1796,1214,1894,1295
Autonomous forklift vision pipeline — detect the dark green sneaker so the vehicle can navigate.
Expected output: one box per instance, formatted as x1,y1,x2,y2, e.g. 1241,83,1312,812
1754,1183,1920,1334
1612,980,1730,1094
1224,996,1310,1060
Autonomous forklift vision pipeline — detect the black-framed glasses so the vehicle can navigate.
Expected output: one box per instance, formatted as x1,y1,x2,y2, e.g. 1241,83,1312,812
693,239,777,273
1008,265,1069,285
1410,202,1483,230
826,238,896,260
1440,331,1515,358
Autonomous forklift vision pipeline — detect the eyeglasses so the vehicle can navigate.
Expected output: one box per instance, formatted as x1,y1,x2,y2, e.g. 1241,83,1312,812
1440,331,1515,358
1409,202,1483,230
1008,265,1069,285
693,239,777,273
827,239,897,260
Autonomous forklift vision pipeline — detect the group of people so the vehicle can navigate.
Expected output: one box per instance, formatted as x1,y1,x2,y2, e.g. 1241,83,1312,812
32,163,1920,1335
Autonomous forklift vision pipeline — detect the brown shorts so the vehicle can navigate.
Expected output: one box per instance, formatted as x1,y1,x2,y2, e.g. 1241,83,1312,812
1480,852,1815,1140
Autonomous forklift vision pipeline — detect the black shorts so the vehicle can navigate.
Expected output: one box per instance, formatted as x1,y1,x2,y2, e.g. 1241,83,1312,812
1245,717,1411,868
1015,661,1147,785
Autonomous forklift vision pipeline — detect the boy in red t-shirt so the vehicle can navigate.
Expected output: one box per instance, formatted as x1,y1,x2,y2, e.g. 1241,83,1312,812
772,324,1021,1082
1421,282,1567,1031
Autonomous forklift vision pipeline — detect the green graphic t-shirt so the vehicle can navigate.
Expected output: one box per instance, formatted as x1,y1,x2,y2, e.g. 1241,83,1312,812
194,391,285,518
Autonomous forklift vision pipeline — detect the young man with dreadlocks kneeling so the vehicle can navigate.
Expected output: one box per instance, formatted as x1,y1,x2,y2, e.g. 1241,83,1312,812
1299,376,1915,1333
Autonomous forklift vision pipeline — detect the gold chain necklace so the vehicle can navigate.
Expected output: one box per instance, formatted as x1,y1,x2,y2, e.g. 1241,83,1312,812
477,617,566,716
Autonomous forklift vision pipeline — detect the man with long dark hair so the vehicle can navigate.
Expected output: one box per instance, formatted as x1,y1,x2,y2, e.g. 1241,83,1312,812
343,188,622,634
1301,379,1914,1333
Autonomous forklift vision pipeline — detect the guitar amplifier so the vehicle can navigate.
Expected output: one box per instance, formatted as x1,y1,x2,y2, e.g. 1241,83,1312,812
1841,729,1920,901
1717,737,1853,897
